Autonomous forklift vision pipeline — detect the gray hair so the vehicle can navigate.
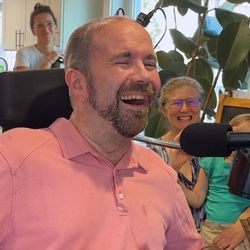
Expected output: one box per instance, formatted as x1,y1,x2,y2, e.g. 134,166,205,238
159,76,204,107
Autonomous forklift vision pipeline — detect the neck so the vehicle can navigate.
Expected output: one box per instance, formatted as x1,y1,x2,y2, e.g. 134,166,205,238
36,42,54,55
162,129,179,141
70,113,131,166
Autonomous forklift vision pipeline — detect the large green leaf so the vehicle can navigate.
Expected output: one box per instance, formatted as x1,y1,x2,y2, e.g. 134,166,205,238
167,62,187,76
155,0,207,14
207,36,218,59
175,0,207,14
168,50,184,62
170,29,196,57
155,0,176,8
158,70,178,86
155,0,166,9
226,0,249,3
177,6,188,16
217,19,250,70
222,59,248,90
197,78,217,110
215,8,248,28
156,50,173,69
194,58,214,85
145,109,168,138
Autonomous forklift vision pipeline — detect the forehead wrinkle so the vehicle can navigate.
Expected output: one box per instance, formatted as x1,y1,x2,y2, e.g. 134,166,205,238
108,49,157,62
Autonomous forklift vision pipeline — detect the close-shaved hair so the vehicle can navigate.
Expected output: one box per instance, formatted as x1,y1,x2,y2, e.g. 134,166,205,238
64,16,137,76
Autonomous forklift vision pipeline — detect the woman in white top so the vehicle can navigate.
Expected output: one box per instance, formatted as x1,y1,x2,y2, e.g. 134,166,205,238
14,3,63,70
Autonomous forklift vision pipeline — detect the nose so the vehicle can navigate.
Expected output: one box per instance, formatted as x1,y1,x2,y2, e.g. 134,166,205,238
130,61,161,96
43,26,50,32
180,100,189,111
132,62,150,82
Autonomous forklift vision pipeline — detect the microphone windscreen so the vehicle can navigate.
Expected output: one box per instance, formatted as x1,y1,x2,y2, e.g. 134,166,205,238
180,122,233,157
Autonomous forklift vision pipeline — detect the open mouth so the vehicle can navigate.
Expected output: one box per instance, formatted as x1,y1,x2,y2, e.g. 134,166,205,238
120,95,149,105
177,115,192,121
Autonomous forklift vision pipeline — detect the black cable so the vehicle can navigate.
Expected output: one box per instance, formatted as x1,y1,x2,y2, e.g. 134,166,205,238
153,8,167,49
114,8,125,16
136,8,168,49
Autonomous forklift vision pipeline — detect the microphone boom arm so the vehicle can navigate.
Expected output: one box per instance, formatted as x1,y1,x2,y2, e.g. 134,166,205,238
133,135,181,149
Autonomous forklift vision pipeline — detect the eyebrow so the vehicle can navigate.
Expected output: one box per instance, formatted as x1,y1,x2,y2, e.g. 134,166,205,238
111,51,157,62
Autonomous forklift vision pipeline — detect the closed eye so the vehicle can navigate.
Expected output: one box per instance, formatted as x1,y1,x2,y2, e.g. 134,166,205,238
145,62,156,70
187,99,201,106
116,60,129,65
115,60,130,68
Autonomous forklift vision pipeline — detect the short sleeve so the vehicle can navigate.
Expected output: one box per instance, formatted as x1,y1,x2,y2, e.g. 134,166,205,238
14,48,30,69
200,157,216,178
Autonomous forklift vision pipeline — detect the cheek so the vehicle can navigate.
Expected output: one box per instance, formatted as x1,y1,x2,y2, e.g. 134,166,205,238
162,107,176,121
192,109,201,119
151,72,161,94
91,78,119,103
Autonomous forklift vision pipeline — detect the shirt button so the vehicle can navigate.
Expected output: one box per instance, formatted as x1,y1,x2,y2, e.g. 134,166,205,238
118,192,124,200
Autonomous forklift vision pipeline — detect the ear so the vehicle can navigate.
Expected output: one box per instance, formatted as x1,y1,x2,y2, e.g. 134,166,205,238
31,28,36,36
54,23,59,32
160,105,165,115
65,69,87,102
160,105,168,119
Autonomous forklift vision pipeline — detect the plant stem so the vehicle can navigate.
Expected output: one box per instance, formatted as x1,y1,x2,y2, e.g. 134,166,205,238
186,0,209,77
201,67,222,122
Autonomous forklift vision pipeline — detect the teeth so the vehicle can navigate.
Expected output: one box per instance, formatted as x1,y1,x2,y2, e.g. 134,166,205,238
120,95,145,100
177,116,192,120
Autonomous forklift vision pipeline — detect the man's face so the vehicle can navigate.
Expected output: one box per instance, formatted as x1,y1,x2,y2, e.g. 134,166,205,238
85,20,161,137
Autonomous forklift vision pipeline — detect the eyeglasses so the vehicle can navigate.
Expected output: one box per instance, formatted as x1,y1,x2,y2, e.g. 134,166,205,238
34,21,55,30
168,97,201,108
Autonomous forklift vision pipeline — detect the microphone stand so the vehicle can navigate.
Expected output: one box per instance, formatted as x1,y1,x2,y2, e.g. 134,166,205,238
133,135,181,149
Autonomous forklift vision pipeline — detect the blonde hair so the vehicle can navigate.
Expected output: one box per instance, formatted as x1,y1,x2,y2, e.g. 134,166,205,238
225,113,250,161
229,113,250,132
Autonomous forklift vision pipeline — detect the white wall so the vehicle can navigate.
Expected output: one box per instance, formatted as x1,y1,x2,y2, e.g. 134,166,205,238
60,0,141,49
61,0,104,49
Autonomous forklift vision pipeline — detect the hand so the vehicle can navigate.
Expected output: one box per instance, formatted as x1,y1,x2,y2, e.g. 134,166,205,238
167,132,193,172
213,222,245,250
46,51,61,65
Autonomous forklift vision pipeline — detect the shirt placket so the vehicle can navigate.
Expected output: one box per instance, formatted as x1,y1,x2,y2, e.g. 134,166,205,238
112,169,128,216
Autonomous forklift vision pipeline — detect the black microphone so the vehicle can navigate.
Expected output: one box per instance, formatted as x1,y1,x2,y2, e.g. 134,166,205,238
136,10,155,27
180,122,250,157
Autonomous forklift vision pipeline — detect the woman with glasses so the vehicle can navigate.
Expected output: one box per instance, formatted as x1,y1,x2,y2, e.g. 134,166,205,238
14,3,63,70
149,76,206,231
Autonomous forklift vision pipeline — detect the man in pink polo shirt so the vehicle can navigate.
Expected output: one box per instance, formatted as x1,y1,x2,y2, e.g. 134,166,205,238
0,16,205,249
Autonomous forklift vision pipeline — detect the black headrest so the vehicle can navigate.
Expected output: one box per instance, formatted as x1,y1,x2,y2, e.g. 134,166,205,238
0,68,72,131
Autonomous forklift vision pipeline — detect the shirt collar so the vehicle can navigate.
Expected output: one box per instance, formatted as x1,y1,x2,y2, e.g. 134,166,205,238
49,118,148,172
49,118,93,159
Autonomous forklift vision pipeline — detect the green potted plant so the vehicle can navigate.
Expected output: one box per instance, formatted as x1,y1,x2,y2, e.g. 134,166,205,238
145,0,250,138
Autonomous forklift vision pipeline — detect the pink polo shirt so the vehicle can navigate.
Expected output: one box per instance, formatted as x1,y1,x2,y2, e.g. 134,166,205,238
0,118,204,250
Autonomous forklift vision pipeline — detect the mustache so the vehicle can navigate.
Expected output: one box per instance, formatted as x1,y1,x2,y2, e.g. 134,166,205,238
118,82,154,96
